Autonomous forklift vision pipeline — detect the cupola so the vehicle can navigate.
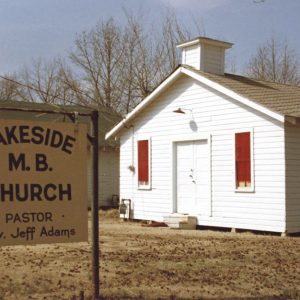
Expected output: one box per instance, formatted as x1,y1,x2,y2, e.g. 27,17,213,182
177,37,233,75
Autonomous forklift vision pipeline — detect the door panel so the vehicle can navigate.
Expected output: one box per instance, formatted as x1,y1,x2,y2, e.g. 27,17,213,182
176,141,194,213
194,140,210,214
176,140,209,215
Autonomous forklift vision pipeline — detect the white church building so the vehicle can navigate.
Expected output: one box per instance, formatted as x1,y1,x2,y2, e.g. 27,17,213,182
106,37,300,235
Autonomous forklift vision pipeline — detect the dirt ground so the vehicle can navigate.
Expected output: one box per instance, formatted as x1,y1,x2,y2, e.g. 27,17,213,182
0,209,299,300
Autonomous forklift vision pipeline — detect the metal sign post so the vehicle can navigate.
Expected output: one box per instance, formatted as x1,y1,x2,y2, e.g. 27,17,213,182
91,110,100,299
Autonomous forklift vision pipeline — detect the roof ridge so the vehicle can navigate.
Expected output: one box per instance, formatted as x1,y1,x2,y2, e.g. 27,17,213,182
224,72,300,89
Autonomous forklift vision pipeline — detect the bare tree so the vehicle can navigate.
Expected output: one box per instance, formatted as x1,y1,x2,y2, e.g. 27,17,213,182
16,58,75,104
7,9,198,114
246,37,300,85
69,18,125,111
69,14,155,114
121,9,192,109
119,13,142,113
159,9,191,73
127,17,160,99
58,62,92,106
0,75,21,101
67,9,195,115
0,0,212,116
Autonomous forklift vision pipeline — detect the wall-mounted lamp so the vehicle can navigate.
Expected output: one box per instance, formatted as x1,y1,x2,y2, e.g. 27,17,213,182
173,107,192,114
173,107,198,132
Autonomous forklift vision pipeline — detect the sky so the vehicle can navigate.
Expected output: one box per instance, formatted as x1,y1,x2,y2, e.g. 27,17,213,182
0,0,300,75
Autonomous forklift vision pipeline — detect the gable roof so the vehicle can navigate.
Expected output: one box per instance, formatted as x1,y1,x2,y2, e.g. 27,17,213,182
106,65,300,139
0,99,94,115
189,67,300,118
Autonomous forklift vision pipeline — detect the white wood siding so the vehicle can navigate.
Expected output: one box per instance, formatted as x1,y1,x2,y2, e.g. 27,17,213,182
88,149,119,206
285,123,300,233
119,75,286,232
182,45,200,70
201,45,225,75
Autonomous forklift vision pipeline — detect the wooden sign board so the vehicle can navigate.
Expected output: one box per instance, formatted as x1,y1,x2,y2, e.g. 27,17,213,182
0,120,88,246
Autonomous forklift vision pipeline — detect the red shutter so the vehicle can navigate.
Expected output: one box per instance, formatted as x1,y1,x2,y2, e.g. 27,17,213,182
235,132,251,185
138,140,149,183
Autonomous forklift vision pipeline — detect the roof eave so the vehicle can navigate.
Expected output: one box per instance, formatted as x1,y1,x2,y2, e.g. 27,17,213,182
176,37,233,49
181,68,285,123
285,115,300,125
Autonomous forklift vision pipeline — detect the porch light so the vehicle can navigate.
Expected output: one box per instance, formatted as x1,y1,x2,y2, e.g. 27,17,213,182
173,108,192,114
173,108,185,114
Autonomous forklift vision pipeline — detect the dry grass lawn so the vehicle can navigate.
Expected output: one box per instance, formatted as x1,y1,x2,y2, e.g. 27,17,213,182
0,209,299,299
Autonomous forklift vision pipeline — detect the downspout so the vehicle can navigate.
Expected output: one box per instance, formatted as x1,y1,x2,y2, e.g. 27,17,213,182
131,126,135,210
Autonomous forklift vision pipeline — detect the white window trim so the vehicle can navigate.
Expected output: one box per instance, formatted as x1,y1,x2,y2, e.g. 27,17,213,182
233,129,255,193
137,137,152,190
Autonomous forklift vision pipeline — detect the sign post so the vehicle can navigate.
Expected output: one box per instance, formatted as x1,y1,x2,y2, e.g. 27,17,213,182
91,110,100,300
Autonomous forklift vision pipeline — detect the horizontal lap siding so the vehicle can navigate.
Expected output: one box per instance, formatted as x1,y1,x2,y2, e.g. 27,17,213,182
202,45,224,75
88,149,120,206
120,131,134,199
210,119,284,232
99,151,120,206
184,45,200,69
119,76,285,231
285,124,300,233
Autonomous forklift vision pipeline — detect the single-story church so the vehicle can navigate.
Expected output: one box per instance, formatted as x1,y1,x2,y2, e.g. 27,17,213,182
106,37,300,235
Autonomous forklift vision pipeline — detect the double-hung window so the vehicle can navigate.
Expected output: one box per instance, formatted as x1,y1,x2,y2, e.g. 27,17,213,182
137,139,151,189
235,131,254,191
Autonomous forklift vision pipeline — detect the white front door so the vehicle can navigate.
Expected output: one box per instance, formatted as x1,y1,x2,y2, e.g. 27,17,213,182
176,140,210,215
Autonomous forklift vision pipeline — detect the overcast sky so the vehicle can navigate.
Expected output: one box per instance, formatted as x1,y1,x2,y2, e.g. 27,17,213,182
0,0,299,75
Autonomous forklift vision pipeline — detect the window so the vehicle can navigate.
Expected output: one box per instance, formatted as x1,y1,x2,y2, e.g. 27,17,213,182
138,139,151,189
235,131,252,190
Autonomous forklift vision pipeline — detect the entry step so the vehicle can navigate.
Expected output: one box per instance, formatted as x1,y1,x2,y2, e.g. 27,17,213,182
163,213,197,230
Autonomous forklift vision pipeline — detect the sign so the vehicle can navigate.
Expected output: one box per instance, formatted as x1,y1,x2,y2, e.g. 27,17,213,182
0,120,88,246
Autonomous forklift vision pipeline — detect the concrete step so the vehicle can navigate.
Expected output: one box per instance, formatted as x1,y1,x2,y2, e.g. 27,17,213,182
163,213,197,230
